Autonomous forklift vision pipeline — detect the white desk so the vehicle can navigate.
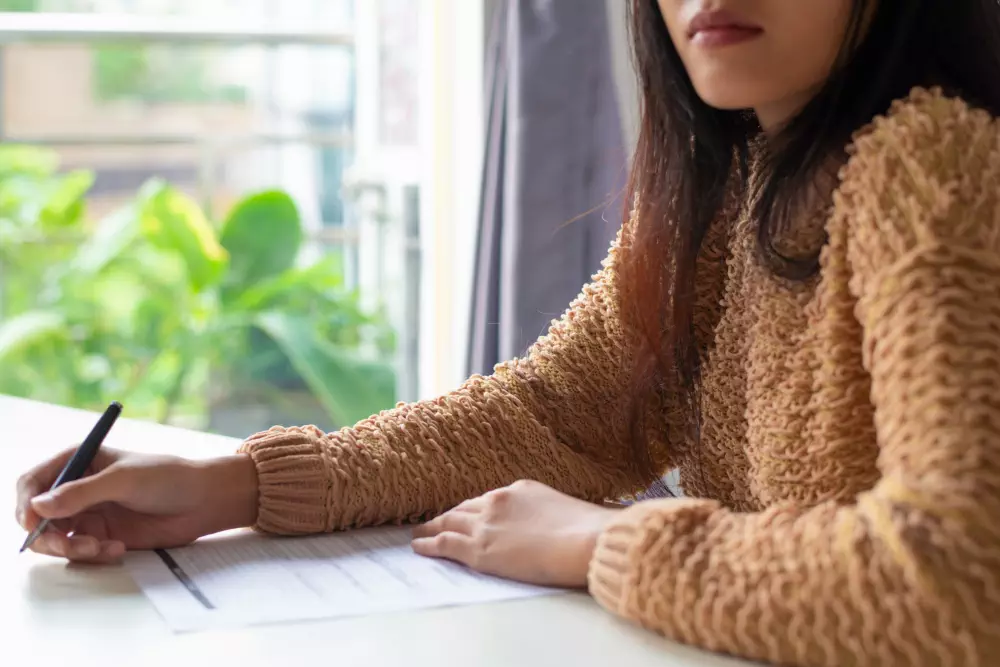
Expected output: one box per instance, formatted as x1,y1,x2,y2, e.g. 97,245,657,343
2,395,754,667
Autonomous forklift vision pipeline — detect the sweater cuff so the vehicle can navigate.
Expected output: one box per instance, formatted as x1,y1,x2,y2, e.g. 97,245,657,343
238,425,333,535
588,498,719,617
587,507,645,614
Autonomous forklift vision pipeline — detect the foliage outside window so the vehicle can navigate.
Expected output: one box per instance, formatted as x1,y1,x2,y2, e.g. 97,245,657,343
0,0,248,104
93,45,249,104
0,0,38,12
0,145,396,434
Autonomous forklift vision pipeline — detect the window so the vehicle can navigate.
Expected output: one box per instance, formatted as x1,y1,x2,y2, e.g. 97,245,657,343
0,0,432,438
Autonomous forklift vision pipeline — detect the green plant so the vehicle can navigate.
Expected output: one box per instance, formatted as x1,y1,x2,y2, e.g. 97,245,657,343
0,0,244,104
94,45,249,104
0,145,395,430
0,0,39,11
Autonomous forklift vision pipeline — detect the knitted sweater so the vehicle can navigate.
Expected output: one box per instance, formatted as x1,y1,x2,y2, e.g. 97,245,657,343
239,87,1000,666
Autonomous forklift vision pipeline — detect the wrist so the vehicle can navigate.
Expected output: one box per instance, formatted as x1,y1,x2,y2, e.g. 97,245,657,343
572,506,621,588
197,454,259,532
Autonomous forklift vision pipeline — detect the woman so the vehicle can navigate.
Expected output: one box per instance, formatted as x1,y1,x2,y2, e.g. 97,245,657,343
14,1,1000,665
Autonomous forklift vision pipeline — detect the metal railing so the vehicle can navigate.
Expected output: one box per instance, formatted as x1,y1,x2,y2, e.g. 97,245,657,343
4,132,353,147
4,131,355,218
0,12,354,46
0,12,355,142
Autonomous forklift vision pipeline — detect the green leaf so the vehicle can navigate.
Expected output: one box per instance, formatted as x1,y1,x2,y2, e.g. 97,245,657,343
139,181,228,292
72,203,142,275
0,176,54,228
40,170,95,228
93,44,150,101
220,190,302,295
0,145,58,178
234,256,345,313
0,0,41,12
0,311,65,359
253,312,395,428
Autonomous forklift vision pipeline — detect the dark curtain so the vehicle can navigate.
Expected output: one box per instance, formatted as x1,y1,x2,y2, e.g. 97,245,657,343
467,0,628,376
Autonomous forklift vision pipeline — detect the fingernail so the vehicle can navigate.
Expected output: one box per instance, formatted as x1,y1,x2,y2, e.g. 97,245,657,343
38,534,60,555
32,492,55,508
75,538,99,558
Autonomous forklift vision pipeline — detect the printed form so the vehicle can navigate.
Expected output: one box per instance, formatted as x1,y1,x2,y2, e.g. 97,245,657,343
125,526,560,632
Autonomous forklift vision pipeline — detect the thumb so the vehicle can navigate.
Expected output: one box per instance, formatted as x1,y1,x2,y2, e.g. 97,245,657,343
31,469,127,519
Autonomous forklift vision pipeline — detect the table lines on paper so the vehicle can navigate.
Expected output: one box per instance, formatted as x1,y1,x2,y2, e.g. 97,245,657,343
125,525,560,632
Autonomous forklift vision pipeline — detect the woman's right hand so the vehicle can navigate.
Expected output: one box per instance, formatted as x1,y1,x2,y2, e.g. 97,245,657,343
15,447,258,563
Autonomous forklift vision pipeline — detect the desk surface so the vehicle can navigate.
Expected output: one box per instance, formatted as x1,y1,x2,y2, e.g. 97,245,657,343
2,395,754,667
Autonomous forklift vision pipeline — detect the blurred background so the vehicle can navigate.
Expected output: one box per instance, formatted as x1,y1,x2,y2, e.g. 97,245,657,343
0,0,637,439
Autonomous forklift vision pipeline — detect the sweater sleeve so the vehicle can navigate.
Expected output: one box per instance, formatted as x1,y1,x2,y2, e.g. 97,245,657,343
588,90,1000,666
238,207,676,535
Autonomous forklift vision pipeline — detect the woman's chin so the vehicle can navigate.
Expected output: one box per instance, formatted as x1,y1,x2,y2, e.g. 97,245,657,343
690,83,760,112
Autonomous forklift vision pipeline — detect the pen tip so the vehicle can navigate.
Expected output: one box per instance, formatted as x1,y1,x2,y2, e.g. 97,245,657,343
19,533,35,553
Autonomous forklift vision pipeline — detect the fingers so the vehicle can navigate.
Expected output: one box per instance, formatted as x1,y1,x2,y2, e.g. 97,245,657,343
87,539,126,563
31,468,128,520
411,532,475,565
451,496,486,514
412,505,481,565
15,447,78,529
37,533,98,560
412,510,478,539
27,529,126,564
71,512,110,542
16,502,39,534
16,449,127,564
23,446,78,490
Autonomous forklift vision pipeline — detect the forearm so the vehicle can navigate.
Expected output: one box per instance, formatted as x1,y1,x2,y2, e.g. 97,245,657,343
237,220,678,535
589,497,997,666
587,221,1000,663
240,369,649,534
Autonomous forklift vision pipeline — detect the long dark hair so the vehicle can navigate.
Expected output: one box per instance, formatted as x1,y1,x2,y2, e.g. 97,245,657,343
618,0,1000,477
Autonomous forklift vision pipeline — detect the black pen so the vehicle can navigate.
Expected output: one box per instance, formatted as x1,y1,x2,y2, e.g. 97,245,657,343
19,401,123,553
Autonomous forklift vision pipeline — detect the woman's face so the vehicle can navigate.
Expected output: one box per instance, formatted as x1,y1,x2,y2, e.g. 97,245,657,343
658,0,856,129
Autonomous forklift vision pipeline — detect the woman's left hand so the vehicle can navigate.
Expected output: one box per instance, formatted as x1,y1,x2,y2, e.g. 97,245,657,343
411,480,620,588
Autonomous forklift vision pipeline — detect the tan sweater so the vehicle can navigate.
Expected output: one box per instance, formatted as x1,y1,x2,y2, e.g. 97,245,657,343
239,87,1000,666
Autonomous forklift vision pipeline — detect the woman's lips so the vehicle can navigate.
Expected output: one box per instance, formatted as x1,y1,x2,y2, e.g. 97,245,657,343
687,10,764,48
690,25,764,47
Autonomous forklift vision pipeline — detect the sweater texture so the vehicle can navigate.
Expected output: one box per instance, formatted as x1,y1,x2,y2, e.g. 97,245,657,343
240,88,1000,666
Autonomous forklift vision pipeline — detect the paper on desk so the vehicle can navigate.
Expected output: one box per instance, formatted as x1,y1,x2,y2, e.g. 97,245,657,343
125,525,561,632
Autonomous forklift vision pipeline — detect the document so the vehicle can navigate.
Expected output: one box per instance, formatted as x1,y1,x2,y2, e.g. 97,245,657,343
125,526,561,632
